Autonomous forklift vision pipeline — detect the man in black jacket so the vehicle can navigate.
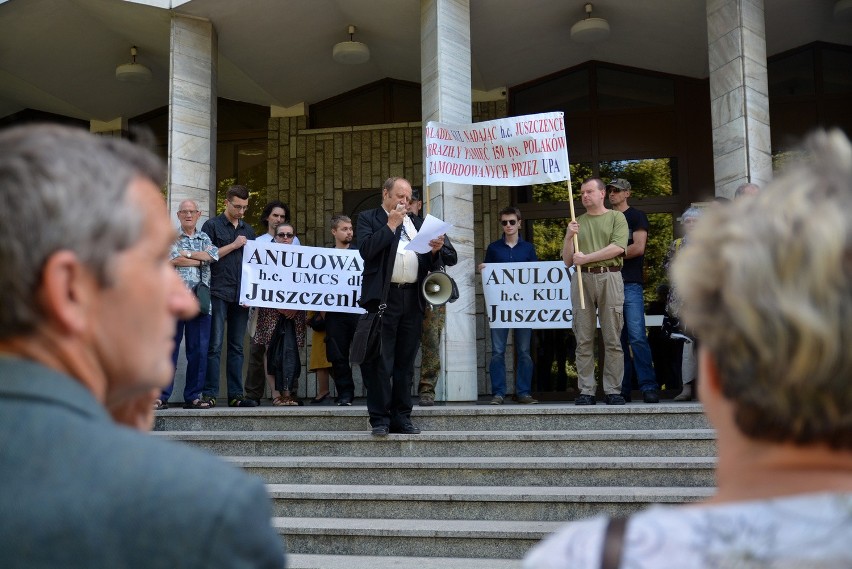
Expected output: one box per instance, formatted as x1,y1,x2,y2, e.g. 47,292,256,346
357,177,446,436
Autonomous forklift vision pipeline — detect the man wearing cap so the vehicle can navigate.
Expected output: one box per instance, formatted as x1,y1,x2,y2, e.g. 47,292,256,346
562,178,629,405
607,178,659,403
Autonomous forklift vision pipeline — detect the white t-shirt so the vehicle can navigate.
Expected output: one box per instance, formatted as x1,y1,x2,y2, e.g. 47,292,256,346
524,493,852,569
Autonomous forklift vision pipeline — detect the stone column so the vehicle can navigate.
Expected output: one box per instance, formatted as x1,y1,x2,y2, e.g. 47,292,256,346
707,0,772,197
167,15,217,223
421,0,477,402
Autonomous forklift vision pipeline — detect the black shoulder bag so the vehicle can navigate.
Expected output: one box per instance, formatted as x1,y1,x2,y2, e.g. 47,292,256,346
194,263,211,314
349,231,398,365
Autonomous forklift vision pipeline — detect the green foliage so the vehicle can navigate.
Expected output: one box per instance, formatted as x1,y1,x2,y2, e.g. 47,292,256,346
644,213,674,303
599,158,673,197
215,161,268,235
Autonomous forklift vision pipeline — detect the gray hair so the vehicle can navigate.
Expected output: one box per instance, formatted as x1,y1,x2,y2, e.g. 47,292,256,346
680,206,702,223
179,198,200,211
0,124,165,339
734,183,760,197
672,129,852,449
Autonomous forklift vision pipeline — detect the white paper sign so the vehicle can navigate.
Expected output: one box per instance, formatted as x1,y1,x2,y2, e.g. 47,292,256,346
481,261,574,329
425,112,570,186
240,242,366,314
404,214,453,254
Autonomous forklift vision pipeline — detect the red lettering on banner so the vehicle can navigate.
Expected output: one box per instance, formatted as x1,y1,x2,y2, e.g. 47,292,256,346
426,142,461,159
513,117,565,136
522,136,566,154
429,160,509,179
463,127,498,143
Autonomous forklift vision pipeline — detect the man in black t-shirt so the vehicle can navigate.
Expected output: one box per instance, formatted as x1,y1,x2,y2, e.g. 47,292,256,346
201,185,258,407
607,179,659,403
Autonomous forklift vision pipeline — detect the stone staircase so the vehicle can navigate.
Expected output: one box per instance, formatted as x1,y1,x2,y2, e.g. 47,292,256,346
154,403,715,569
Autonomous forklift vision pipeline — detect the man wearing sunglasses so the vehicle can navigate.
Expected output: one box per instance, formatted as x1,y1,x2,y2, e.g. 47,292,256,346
481,206,539,405
607,178,659,404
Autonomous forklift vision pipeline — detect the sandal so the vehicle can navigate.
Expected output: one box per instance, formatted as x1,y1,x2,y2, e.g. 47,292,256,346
153,399,168,411
183,398,211,409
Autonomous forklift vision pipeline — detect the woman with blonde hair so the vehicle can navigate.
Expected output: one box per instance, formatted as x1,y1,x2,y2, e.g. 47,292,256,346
525,129,852,568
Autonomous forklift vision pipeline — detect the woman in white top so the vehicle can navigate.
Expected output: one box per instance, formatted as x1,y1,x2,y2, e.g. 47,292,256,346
525,129,852,569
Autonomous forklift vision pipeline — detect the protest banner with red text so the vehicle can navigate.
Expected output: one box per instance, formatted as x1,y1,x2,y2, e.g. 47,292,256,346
424,112,570,186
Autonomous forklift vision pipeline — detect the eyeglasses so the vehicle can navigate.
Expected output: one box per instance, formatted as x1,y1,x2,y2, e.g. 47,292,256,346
276,232,294,239
228,202,249,211
501,219,517,226
607,188,625,193
178,210,198,216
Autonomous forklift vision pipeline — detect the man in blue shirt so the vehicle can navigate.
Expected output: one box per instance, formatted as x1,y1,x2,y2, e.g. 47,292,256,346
480,206,539,405
154,199,219,411
201,185,257,407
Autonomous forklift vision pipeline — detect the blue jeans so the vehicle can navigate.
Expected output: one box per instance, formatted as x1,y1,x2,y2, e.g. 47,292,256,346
163,313,211,403
489,327,533,397
204,297,250,399
621,282,657,394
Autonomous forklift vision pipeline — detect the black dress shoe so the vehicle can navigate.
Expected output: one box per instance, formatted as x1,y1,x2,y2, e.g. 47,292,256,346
390,424,421,434
643,389,660,403
337,398,352,406
371,425,389,437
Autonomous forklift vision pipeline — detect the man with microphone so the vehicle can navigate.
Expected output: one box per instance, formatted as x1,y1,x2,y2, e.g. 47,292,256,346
356,177,446,436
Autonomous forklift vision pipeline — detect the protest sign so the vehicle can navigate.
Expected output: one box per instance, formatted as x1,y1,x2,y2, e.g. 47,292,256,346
240,241,366,314
424,112,570,186
481,261,574,329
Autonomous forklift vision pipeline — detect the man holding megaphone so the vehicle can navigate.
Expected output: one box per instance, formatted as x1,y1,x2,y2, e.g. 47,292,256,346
356,177,447,437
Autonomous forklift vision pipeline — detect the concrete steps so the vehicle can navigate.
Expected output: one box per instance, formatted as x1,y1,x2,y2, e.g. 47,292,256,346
153,428,717,457
287,553,522,569
267,484,714,521
154,402,715,566
154,404,710,432
273,517,559,559
225,455,715,487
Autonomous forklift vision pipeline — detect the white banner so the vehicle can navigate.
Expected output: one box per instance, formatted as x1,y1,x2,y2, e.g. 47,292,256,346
240,242,366,314
424,112,570,186
481,261,574,329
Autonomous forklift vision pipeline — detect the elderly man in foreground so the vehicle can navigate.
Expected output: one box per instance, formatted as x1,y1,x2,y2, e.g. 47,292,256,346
525,129,852,568
0,124,285,569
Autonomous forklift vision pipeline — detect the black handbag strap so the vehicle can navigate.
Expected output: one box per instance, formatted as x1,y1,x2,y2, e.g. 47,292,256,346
600,516,628,569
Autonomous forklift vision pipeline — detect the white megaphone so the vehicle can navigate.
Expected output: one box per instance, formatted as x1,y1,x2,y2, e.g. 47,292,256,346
421,269,457,307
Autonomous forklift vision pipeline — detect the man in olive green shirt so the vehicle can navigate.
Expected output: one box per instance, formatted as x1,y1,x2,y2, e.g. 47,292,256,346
563,177,629,405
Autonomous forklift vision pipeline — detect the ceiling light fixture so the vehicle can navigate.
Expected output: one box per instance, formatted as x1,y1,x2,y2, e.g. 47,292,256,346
115,46,152,83
570,3,611,43
332,25,370,64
